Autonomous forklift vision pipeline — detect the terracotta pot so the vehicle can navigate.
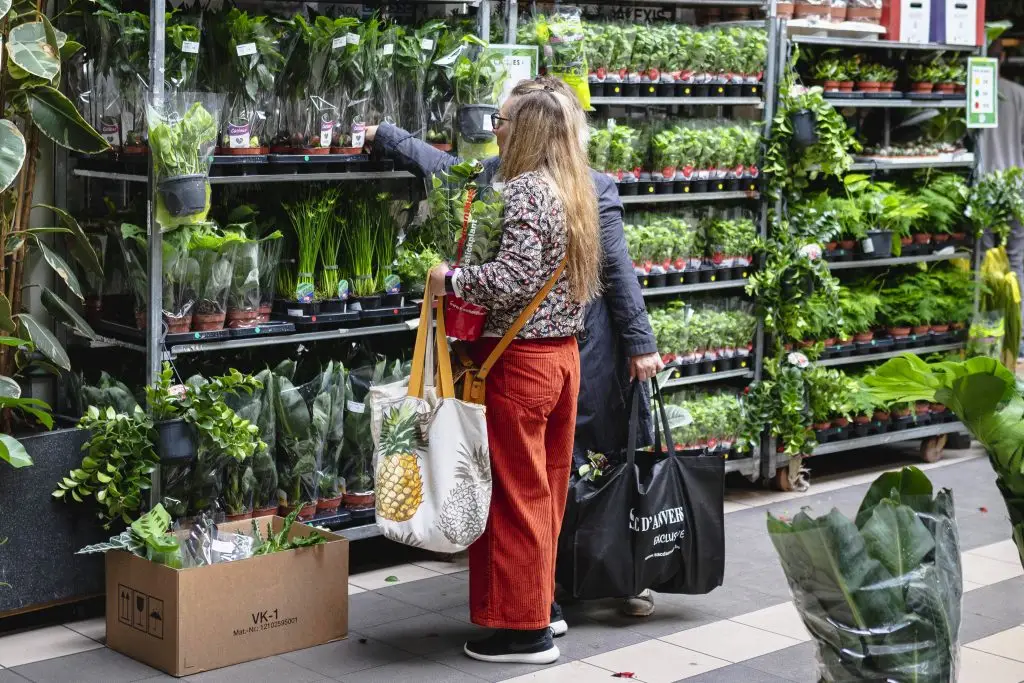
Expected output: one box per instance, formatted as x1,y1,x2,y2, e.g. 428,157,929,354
798,339,816,349
880,82,895,92
343,491,375,509
333,146,364,155
900,236,913,247
951,232,966,241
839,239,855,250
838,337,854,345
937,83,956,94
955,84,966,94
839,81,855,92
795,2,831,18
813,421,832,431
912,324,931,336
823,338,836,347
279,502,317,520
873,410,891,422
827,241,838,250
854,415,872,425
253,505,279,518
193,312,226,331
911,82,934,93
915,402,930,415
833,417,850,428
218,146,266,156
258,304,273,322
225,511,252,522
856,82,880,93
913,233,931,245
931,323,950,333
854,331,874,343
316,495,343,513
847,6,882,21
830,4,848,21
164,314,193,334
777,2,795,18
823,81,840,92
302,147,331,155
226,309,260,328
889,326,911,338
933,233,951,243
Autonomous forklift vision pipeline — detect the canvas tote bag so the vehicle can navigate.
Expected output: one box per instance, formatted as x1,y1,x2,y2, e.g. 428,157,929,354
368,294,492,553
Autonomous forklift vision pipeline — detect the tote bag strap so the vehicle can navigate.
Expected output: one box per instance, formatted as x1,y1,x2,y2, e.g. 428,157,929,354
408,284,455,400
625,380,644,469
650,378,678,456
624,378,678,464
474,260,567,386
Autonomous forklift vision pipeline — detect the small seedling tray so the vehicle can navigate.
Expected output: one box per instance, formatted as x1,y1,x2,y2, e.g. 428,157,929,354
227,321,296,338
356,304,420,321
287,311,361,332
905,92,945,100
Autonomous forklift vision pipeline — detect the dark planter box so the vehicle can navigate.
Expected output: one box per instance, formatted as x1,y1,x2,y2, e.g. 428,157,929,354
617,182,639,196
589,82,606,97
665,271,682,287
718,356,736,371
0,428,112,615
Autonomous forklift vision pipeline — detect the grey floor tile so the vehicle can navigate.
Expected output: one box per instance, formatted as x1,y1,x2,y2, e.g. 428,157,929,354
551,617,648,662
336,657,486,683
374,574,470,612
665,585,783,621
425,650,558,683
744,642,819,683
560,598,718,639
959,610,1017,643
440,604,472,624
279,634,417,678
678,664,792,683
182,656,326,682
963,577,1024,625
12,647,160,683
348,592,430,630
360,612,479,657
0,671,31,683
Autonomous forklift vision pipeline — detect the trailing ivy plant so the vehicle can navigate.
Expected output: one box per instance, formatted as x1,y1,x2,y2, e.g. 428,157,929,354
1,0,110,462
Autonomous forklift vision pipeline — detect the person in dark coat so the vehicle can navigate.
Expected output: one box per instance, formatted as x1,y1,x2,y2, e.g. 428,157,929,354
365,77,662,621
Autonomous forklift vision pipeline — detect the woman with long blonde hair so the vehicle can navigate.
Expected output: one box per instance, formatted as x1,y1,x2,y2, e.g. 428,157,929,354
426,85,601,664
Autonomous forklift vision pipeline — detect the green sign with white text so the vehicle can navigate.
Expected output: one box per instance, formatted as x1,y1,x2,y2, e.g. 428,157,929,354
967,57,999,129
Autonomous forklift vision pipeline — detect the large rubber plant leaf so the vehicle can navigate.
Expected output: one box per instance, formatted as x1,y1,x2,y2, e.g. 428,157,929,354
35,203,102,281
33,237,83,300
0,375,19,397
0,434,32,468
27,86,110,153
41,286,96,340
0,119,26,193
7,22,59,80
856,466,934,528
15,312,69,370
0,0,12,22
0,293,11,333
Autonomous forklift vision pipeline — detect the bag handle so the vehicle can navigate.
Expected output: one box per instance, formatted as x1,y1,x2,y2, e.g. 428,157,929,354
650,378,678,456
624,378,678,465
472,260,567,388
408,282,455,400
625,380,643,469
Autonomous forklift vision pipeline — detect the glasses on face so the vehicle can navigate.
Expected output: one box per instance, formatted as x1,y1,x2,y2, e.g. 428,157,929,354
491,113,511,130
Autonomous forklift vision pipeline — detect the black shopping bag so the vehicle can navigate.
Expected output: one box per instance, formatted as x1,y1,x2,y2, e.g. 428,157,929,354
556,380,725,599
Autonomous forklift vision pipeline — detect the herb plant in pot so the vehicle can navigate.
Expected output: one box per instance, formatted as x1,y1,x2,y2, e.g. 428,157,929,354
148,98,221,227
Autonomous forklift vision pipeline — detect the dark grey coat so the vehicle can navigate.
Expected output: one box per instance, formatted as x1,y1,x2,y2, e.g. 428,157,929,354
376,123,656,451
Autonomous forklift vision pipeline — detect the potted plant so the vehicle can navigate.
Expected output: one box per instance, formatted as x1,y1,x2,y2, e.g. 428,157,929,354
148,99,220,225
273,359,327,520
316,361,346,514
93,3,150,153
839,284,881,343
226,234,261,328
190,227,240,332
227,368,279,518
967,168,1024,248
220,9,284,154
812,58,846,93
317,208,347,311
284,187,338,306
120,224,198,333
449,35,507,154
344,195,382,310
908,61,940,94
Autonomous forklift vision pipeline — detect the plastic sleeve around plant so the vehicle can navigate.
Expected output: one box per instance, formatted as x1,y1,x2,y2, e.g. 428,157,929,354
768,489,962,683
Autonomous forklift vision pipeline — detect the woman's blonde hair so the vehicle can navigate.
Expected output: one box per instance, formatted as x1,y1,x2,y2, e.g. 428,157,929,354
499,85,601,303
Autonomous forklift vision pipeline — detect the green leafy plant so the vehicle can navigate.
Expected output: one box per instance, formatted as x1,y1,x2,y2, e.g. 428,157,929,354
251,503,326,555
967,168,1024,246
149,102,217,179
449,35,507,106
55,405,159,528
76,504,182,568
284,187,339,300
769,466,961,681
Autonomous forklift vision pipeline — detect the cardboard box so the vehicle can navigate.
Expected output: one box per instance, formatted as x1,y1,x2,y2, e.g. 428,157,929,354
105,517,348,677
930,0,984,46
882,0,933,43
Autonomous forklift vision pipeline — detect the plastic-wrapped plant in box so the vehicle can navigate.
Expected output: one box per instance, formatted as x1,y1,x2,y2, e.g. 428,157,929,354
316,361,347,513
189,226,242,332
220,9,284,154
119,224,199,333
272,359,328,519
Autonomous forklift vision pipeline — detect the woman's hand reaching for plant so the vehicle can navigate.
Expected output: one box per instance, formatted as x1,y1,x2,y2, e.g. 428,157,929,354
428,263,450,297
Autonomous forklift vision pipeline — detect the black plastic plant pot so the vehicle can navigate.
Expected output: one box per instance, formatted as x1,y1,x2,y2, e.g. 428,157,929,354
156,419,196,463
676,83,692,97
732,265,748,280
832,426,850,441
642,182,658,195
724,178,741,191
590,82,606,97
683,270,700,284
682,361,700,376
657,83,674,97
656,180,674,194
718,356,736,371
640,83,658,97
623,83,640,97
863,230,893,258
381,292,403,307
457,105,499,144
692,180,709,193
815,429,830,444
666,271,683,286
617,182,639,196
790,109,819,149
158,174,207,218
700,359,715,374
319,298,345,314
744,84,761,97
692,84,710,97
699,266,715,283
717,266,734,281
725,85,742,97
355,295,382,310
674,179,691,194
646,272,667,288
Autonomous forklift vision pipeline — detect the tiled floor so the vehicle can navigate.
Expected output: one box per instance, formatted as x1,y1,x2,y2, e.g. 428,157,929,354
3,448,1024,682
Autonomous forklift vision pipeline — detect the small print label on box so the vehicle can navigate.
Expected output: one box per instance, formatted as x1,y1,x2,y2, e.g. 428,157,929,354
236,42,257,57
181,40,200,54
332,36,346,50
421,38,434,50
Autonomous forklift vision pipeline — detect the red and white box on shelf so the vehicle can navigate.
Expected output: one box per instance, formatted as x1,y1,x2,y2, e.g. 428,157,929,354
929,0,985,46
881,0,933,43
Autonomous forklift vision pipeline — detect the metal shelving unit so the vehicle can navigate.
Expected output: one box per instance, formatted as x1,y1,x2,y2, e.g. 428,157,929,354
663,368,755,387
826,251,972,270
72,167,416,185
591,96,763,107
824,97,966,109
620,190,759,205
850,157,975,171
816,343,964,368
642,279,749,297
811,421,966,457
791,34,978,52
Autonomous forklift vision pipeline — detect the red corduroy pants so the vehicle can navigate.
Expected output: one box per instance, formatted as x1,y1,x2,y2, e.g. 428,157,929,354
468,337,580,629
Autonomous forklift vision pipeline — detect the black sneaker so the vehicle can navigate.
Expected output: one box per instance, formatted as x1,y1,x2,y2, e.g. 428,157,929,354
463,628,560,664
550,602,568,637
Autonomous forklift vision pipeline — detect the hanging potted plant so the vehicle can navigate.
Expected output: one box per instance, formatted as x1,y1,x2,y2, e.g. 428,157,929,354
148,98,221,226
449,35,507,156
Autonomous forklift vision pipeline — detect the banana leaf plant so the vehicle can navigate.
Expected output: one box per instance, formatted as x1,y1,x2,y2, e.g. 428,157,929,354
866,355,1024,569
272,359,328,512
0,0,110,465
225,367,277,512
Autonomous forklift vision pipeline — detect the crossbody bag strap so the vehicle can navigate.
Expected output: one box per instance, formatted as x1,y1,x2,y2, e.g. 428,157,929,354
475,260,567,383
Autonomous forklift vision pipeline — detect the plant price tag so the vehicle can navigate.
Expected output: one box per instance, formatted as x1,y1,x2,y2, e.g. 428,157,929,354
332,36,346,50
346,33,359,45
181,40,200,54
421,38,434,50
347,400,365,414
382,43,394,56
236,42,257,57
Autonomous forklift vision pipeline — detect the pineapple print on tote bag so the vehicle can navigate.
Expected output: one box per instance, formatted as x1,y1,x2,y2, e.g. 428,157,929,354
368,294,491,553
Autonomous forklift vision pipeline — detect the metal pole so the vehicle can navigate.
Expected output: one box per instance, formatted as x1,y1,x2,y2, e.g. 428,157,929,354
479,0,490,42
506,0,518,44
147,2,166,507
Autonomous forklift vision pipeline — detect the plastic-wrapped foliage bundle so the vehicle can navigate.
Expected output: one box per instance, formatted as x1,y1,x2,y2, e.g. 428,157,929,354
769,467,961,683
273,359,329,519
529,8,590,109
316,362,347,514
395,20,446,141
148,92,222,227
93,1,150,152
220,9,284,155
267,17,307,153
166,11,202,94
